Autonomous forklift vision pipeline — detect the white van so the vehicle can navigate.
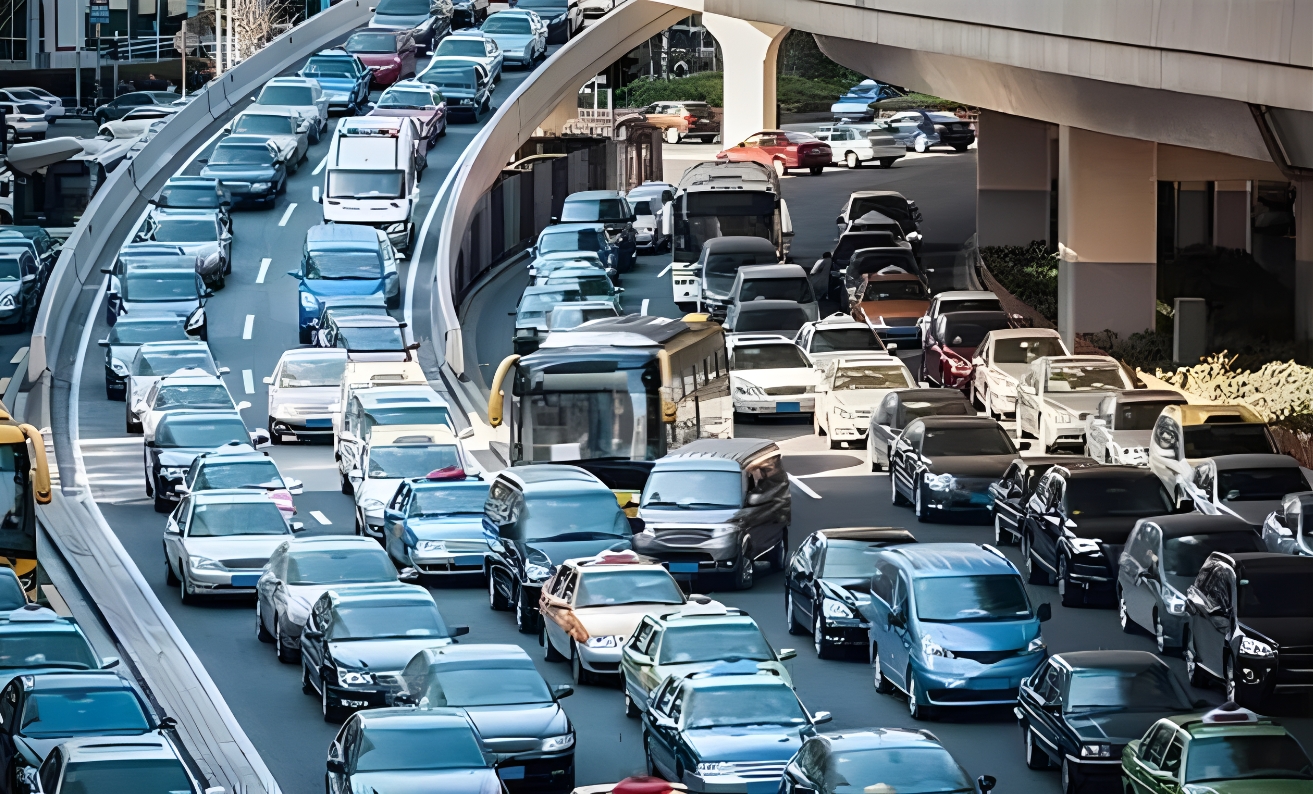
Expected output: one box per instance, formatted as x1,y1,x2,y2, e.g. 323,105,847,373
318,116,423,250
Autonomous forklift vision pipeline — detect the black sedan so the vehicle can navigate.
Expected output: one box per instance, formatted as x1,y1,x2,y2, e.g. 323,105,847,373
1020,464,1178,607
1017,651,1202,794
512,0,579,43
92,91,179,125
198,137,287,207
144,412,263,511
889,415,1020,523
867,387,974,472
782,728,995,794
783,527,915,659
989,455,1095,546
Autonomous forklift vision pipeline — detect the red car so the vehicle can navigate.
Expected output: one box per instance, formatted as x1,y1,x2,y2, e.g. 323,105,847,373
343,29,417,88
922,310,1012,391
368,82,447,153
717,130,833,176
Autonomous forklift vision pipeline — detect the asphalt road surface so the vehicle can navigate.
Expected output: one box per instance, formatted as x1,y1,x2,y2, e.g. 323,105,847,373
70,79,1313,794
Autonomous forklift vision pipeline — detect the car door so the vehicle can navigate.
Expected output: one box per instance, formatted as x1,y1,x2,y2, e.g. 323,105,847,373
1125,723,1175,794
884,570,913,686
1188,464,1216,514
1016,371,1041,438
866,557,895,665
728,133,763,163
622,618,659,709
0,679,21,776
815,360,836,427
891,421,924,499
383,483,411,562
645,680,681,776
164,497,191,576
991,462,1024,534
869,394,899,467
1022,660,1066,763
1153,733,1185,794
302,595,333,688
786,534,818,627
542,567,577,657
1033,475,1065,573
1185,564,1224,676
923,317,945,384
1204,566,1235,675
399,33,416,78
1121,522,1158,628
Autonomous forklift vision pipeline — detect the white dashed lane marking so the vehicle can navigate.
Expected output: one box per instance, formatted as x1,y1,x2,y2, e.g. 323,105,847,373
310,511,332,525
256,258,272,284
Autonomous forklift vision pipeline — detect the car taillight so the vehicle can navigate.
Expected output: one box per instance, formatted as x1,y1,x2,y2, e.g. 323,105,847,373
683,114,695,124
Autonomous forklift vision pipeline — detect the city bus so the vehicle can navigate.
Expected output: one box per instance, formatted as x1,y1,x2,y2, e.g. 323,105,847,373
488,315,731,509
0,405,52,600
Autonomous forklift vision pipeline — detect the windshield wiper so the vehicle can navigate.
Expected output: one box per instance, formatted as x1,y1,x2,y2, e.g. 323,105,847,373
532,532,626,543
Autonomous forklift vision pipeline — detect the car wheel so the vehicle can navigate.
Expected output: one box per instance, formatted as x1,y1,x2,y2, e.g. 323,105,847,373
1184,633,1209,687
302,663,316,695
1024,725,1053,769
809,165,825,176
813,612,836,660
1023,533,1051,585
785,591,806,635
954,143,970,153
879,157,897,168
1060,758,1080,794
993,513,1011,546
643,733,657,777
914,484,929,523
257,602,274,643
542,625,565,662
773,160,787,177
907,671,932,720
872,650,894,693
515,585,539,633
733,542,755,590
488,570,511,611
275,616,298,664
663,127,680,145
126,405,142,434
890,472,909,506
1118,590,1135,633
845,151,860,169
268,420,284,446
914,136,929,153
322,677,344,723
1058,555,1083,607
571,644,593,685
165,559,179,586
179,567,197,604
339,466,353,495
624,688,640,718
767,528,787,571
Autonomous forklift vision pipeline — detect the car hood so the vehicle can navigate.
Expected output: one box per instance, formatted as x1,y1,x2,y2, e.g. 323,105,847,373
199,164,279,181
1066,516,1142,544
992,363,1027,380
487,33,536,49
405,516,487,541
924,454,1015,478
464,702,568,745
525,539,630,566
1108,429,1152,447
357,477,402,506
832,389,898,408
1044,392,1113,416
122,298,199,318
1065,709,1177,745
305,76,359,93
684,725,806,763
329,637,453,671
182,535,288,564
1221,499,1282,527
572,603,670,638
1242,618,1313,648
349,769,501,794
730,369,818,388
638,506,739,526
270,385,338,411
856,300,929,322
301,278,385,300
918,618,1039,651
1180,781,1313,794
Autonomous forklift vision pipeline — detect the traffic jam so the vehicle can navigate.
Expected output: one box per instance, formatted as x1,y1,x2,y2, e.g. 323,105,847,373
6,3,1313,794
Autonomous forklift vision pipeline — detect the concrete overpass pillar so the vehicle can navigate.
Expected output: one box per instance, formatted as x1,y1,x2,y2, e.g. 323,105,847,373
977,110,1052,247
1295,180,1313,357
1057,126,1158,350
1214,181,1251,251
699,14,788,147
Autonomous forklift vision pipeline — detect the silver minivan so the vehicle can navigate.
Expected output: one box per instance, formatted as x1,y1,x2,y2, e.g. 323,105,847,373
724,264,819,328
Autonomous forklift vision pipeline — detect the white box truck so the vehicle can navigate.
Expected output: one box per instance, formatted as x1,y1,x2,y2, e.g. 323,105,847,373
319,117,423,250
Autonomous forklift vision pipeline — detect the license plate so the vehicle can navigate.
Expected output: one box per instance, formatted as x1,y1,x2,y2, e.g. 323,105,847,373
669,562,698,573
305,418,331,428
500,766,525,781
454,555,483,566
777,402,800,413
747,783,777,794
231,574,260,588
972,678,1006,690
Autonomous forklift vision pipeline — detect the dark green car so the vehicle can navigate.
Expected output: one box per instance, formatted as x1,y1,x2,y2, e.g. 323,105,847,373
1122,703,1313,793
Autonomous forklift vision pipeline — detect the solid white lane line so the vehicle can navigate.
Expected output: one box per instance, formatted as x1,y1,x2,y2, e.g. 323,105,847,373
242,315,254,339
657,264,672,278
242,370,254,394
310,510,332,525
256,258,272,284
788,474,822,499
278,203,297,226
312,155,328,175
405,159,464,327
641,299,649,316
10,347,27,364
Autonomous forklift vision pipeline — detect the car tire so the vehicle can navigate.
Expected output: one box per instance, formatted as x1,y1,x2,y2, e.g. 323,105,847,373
126,405,142,434
268,420,284,446
914,484,929,523
879,157,897,168
257,603,274,643
845,151,860,169
890,473,909,506
785,591,806,635
543,626,565,662
322,677,344,723
643,733,657,777
663,127,680,145
275,616,299,664
773,160,787,177
154,494,172,514
1024,725,1054,770
179,567,197,604
488,570,511,611
872,650,894,693
515,585,539,633
766,529,787,571
1117,590,1136,633
809,165,824,176
953,144,970,153
339,466,353,495
1023,533,1052,585
1060,758,1081,794
165,559,179,586
1058,556,1083,608
1184,633,1210,687
571,644,593,685
733,542,755,590
993,514,1011,546
813,612,837,660
624,688,640,718
907,672,932,720
302,663,316,695
914,136,929,153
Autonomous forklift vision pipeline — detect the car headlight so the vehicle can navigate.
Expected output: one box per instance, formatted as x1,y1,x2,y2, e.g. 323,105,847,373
360,498,385,514
386,223,406,234
585,635,619,648
1069,537,1102,555
161,467,187,479
110,358,129,376
541,733,574,752
696,762,734,776
525,550,552,582
184,308,205,332
1080,743,1112,758
823,598,854,619
834,407,852,420
1026,637,1046,653
0,294,14,309
416,540,446,553
733,383,766,398
1162,588,1187,615
336,667,373,686
1052,411,1074,424
189,556,223,571
252,182,270,191
300,291,319,310
925,472,954,491
1239,636,1276,657
921,635,954,659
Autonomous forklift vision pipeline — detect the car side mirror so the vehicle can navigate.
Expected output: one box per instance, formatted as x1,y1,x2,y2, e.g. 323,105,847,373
392,693,417,706
98,338,110,347
627,516,645,534
165,522,180,534
21,274,35,283
977,775,997,793
1018,441,1032,451
326,759,346,775
553,684,574,699
252,428,271,448
175,484,191,496
291,522,305,532
286,270,301,278
262,376,273,385
777,648,796,661
1036,603,1052,622
1091,417,1107,427
100,267,113,275
236,401,251,411
101,656,120,669
159,716,177,730
448,624,470,637
1176,498,1196,514
349,468,363,482
812,711,833,725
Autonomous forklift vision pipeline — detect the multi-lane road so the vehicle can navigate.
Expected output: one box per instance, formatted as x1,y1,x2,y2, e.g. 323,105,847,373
65,54,1313,794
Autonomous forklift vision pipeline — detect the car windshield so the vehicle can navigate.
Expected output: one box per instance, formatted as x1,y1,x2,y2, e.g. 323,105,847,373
277,357,346,387
519,290,583,315
62,759,193,794
739,277,813,303
209,145,272,165
233,115,295,134
683,685,806,729
642,470,741,509
345,31,399,52
731,344,809,371
1114,401,1179,430
821,542,887,578
1163,532,1263,578
155,385,232,410
337,325,405,351
355,724,485,771
132,350,214,376
821,747,973,794
539,230,603,254
0,256,21,281
516,494,627,542
364,404,451,429
862,280,928,301
122,272,198,302
327,170,404,199
1185,735,1313,783
549,306,616,329
482,14,531,33
734,308,809,334
659,622,773,664
188,500,288,536
1239,571,1313,618
160,184,222,208
302,60,355,78
0,632,99,669
287,548,396,585
561,198,630,223
898,399,972,425
379,89,436,109
1065,477,1171,519
411,484,489,515
329,603,447,640
258,85,315,105
921,425,1015,456
0,574,23,610
1046,364,1128,392
833,365,911,391
1183,424,1274,458
1218,467,1306,501
109,319,187,345
195,460,284,490
704,251,778,292
373,0,428,14
545,275,612,299
811,328,882,353
1066,666,1192,712
992,337,1065,364
631,198,657,218
20,690,150,738
367,444,461,478
914,574,1032,622
306,251,384,280
424,668,552,706
435,38,488,57
574,570,684,607
155,417,248,448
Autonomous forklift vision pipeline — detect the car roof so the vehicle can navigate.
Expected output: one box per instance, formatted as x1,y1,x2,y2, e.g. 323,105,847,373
847,190,910,200
912,415,999,429
892,388,970,404
562,550,667,572
1144,513,1256,538
334,314,402,328
1106,389,1188,405
356,387,446,407
816,527,917,544
27,671,138,692
267,76,318,86
1015,455,1096,470
885,543,1017,577
329,582,433,607
734,299,807,315
1228,552,1313,576
191,488,282,505
1161,403,1265,425
805,313,866,329
238,106,297,118
59,737,180,763
496,464,607,493
409,643,536,673
565,190,624,200
287,535,385,552
1056,464,1161,482
701,236,777,254
832,355,904,368
737,264,808,280
409,478,487,493
278,347,349,362
306,223,379,246
817,727,947,752
1052,649,1167,673
984,327,1061,341
356,708,478,736
1210,453,1298,470
684,669,791,690
661,437,777,466
725,334,794,349
136,341,210,354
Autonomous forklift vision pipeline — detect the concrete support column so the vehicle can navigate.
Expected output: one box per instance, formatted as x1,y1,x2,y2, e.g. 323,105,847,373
699,14,788,148
1176,182,1210,249
533,94,580,137
976,110,1052,247
1214,180,1251,251
1057,125,1158,349
1294,179,1313,356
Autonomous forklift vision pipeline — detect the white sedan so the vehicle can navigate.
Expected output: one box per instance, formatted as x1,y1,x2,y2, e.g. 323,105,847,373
98,106,180,140
131,370,247,439
970,327,1070,418
727,334,821,417
0,102,48,142
814,355,916,449
164,489,300,603
265,348,349,444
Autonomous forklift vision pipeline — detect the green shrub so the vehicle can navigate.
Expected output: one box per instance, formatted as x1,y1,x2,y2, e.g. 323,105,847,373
1085,330,1175,372
980,241,1058,324
871,93,964,112
616,72,724,108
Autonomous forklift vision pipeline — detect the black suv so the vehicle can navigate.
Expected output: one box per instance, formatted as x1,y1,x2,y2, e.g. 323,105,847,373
1020,464,1176,607
1184,551,1313,710
989,456,1095,546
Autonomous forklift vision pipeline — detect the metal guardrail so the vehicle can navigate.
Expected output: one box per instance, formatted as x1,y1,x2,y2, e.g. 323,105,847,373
26,3,373,792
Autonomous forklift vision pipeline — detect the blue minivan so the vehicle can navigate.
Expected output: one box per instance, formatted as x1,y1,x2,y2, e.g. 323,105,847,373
863,543,1051,719
290,225,398,343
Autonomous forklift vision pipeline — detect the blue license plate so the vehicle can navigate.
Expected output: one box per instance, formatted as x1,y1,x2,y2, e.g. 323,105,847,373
500,766,525,781
231,574,260,588
454,555,483,566
969,492,993,505
777,402,800,413
305,418,331,428
747,782,777,794
669,562,698,573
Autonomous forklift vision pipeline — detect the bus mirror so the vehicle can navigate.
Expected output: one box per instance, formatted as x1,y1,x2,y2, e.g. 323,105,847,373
487,354,520,428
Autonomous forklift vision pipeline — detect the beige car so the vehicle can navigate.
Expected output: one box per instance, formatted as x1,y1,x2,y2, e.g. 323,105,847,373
639,101,720,144
539,551,691,686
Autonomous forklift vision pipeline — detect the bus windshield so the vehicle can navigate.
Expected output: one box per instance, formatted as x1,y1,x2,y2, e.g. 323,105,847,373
518,365,660,463
682,192,775,260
